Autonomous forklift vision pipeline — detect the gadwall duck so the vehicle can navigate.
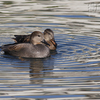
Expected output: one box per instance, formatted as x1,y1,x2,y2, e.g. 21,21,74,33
0,31,50,58
12,29,57,50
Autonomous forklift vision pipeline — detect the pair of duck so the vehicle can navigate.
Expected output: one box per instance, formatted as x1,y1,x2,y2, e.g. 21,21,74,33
0,29,57,58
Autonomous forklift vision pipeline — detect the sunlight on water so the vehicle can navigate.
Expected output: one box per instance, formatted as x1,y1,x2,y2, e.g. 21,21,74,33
0,0,100,100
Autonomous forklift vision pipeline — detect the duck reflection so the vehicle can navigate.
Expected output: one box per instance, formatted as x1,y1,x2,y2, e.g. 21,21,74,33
29,57,54,84
0,51,55,85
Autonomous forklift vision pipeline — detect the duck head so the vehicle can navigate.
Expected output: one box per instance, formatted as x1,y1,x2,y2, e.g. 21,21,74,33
30,31,50,46
44,29,57,50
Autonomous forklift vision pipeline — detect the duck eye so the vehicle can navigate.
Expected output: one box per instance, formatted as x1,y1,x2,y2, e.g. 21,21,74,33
38,35,40,37
47,32,50,35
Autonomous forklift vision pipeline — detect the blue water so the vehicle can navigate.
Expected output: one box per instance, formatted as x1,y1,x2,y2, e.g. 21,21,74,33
1,0,100,100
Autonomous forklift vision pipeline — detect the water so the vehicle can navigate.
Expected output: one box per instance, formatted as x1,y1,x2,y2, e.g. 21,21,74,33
0,0,100,100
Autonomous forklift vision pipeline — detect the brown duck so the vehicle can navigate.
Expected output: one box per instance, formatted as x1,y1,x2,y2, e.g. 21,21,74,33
1,31,50,58
12,29,57,50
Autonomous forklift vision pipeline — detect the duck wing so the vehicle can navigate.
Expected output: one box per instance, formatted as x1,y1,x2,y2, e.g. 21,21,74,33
12,35,30,43
1,43,26,52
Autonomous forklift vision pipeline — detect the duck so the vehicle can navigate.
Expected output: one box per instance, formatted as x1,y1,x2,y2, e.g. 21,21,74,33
12,29,57,50
0,31,50,58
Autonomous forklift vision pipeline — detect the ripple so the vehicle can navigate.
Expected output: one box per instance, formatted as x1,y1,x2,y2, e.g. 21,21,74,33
0,0,100,99
55,15,95,18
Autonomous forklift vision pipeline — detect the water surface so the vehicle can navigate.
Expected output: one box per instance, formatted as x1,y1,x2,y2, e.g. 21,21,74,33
0,0,100,100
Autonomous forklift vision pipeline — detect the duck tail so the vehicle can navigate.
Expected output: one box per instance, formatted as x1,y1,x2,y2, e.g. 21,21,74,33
12,38,17,43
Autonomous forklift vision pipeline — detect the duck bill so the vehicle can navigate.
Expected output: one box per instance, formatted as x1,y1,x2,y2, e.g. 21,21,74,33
41,39,50,46
50,39,57,48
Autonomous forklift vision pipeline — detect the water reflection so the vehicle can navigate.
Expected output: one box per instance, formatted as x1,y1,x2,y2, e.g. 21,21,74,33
1,0,100,99
0,34,100,99
29,58,54,84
